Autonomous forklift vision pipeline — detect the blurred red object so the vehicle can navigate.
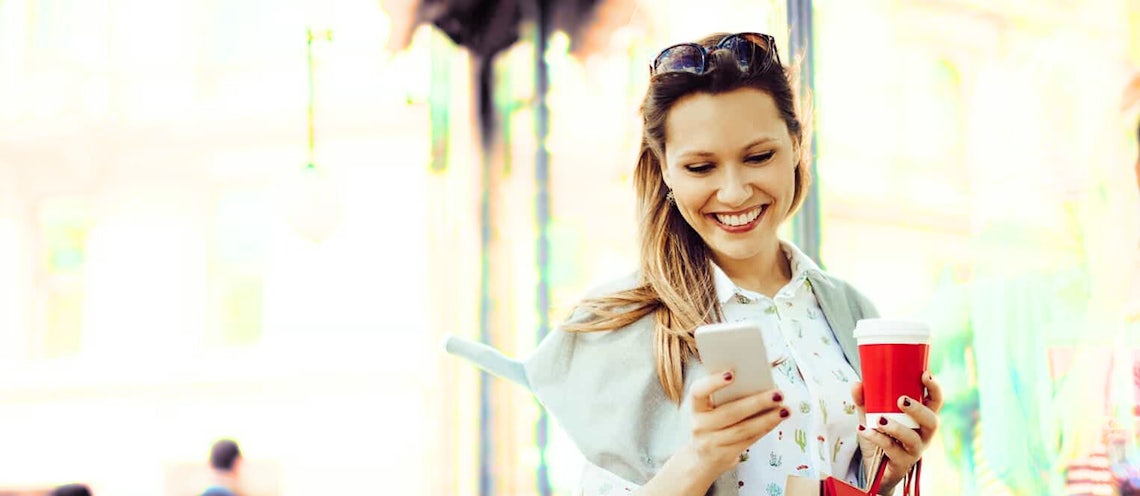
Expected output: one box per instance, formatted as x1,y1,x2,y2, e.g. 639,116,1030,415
787,453,893,496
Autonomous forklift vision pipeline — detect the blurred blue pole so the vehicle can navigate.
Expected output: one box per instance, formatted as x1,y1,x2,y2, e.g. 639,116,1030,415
787,0,821,264
533,0,553,495
478,54,496,496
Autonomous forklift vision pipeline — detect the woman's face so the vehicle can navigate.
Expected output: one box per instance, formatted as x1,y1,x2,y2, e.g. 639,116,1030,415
661,87,797,266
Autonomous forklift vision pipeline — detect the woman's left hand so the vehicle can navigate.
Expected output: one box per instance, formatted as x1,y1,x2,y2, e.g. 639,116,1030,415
851,371,943,494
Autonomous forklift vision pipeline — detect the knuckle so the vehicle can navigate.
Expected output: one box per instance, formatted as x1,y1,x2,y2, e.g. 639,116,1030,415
752,394,771,411
750,412,776,434
730,403,753,422
727,420,751,440
688,380,706,396
715,404,740,424
691,420,711,436
692,420,711,436
690,385,708,400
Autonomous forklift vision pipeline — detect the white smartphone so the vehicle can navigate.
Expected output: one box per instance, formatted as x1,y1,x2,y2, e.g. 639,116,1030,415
695,321,777,406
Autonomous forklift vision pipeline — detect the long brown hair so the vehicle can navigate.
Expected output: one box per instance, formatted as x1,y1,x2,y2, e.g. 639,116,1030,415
563,32,813,403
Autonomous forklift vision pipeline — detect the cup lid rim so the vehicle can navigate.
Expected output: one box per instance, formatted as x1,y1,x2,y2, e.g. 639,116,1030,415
853,318,931,337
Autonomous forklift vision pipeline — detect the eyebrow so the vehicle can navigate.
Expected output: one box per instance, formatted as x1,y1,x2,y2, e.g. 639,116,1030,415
674,136,778,161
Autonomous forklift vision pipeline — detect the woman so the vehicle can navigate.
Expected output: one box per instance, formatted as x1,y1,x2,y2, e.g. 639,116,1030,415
447,32,942,495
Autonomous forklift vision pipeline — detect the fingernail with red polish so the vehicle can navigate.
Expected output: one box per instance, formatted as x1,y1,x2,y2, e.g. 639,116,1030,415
879,417,889,426
903,397,912,407
724,371,733,382
772,392,783,402
858,425,866,432
779,409,790,418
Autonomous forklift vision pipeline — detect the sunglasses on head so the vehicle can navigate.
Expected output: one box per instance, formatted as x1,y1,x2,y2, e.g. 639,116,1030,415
650,32,782,77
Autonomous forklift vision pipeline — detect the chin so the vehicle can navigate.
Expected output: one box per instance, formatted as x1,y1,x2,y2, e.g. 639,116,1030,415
707,241,762,261
706,232,776,259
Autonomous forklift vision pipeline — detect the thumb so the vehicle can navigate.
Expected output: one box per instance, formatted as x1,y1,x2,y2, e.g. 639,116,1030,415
851,382,865,407
851,382,867,427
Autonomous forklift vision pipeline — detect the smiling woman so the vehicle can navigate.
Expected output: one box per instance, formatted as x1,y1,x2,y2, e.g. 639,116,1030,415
448,31,944,496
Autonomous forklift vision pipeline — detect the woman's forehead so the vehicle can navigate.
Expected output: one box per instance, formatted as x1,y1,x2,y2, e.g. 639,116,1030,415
664,88,788,153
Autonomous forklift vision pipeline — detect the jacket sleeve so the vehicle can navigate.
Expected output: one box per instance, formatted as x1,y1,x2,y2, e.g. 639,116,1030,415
523,306,676,485
443,272,681,486
439,271,642,391
442,333,530,389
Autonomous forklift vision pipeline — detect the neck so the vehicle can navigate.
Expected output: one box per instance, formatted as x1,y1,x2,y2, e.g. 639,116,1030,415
714,240,792,298
212,470,237,489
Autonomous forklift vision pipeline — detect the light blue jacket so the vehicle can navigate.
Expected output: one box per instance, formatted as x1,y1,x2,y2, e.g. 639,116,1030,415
445,269,879,496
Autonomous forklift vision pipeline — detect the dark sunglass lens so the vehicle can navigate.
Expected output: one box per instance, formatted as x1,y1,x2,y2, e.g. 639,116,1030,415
719,35,758,72
735,33,773,51
655,45,704,74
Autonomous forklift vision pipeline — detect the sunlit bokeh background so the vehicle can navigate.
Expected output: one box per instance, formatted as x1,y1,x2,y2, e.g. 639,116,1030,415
1,0,1139,494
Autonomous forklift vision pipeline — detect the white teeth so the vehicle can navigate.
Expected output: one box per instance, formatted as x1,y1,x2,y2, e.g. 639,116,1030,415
715,207,762,227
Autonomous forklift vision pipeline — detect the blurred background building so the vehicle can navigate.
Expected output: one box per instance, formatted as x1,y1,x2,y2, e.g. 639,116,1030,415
0,0,1139,494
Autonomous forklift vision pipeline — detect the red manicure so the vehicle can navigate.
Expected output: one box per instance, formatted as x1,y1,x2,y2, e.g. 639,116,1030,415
724,371,733,382
779,409,790,418
878,417,889,426
903,397,912,407
772,392,783,402
858,425,866,431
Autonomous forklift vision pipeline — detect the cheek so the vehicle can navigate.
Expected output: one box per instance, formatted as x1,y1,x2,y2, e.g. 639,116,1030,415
674,190,705,216
671,188,714,226
776,162,800,196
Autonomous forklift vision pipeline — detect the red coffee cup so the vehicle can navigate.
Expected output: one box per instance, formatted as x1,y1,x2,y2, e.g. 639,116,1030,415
854,319,931,429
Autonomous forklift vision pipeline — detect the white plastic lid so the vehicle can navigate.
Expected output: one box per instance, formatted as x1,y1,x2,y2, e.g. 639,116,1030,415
853,318,931,345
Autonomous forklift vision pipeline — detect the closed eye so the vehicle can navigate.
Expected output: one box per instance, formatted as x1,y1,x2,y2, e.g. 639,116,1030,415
746,151,775,164
685,163,714,173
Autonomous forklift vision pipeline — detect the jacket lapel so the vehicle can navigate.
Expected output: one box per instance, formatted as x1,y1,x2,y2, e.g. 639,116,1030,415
807,272,863,378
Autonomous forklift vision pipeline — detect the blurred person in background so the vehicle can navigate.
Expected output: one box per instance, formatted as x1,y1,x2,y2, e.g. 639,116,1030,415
201,439,243,496
1109,423,1140,496
448,32,942,495
48,484,91,496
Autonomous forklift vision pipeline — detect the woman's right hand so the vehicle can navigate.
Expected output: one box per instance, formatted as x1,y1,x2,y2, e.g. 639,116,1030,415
685,370,788,482
634,370,788,495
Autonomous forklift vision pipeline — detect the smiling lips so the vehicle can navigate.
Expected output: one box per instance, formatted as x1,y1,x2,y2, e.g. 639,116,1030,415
711,205,766,231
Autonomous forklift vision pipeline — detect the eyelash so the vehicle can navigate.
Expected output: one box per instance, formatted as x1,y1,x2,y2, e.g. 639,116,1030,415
685,151,774,173
747,151,775,164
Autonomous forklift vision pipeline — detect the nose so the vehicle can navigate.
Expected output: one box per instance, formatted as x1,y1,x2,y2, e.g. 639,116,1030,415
716,166,751,207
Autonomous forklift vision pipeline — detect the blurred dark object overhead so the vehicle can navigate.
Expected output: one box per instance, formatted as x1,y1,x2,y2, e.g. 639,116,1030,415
380,0,641,59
